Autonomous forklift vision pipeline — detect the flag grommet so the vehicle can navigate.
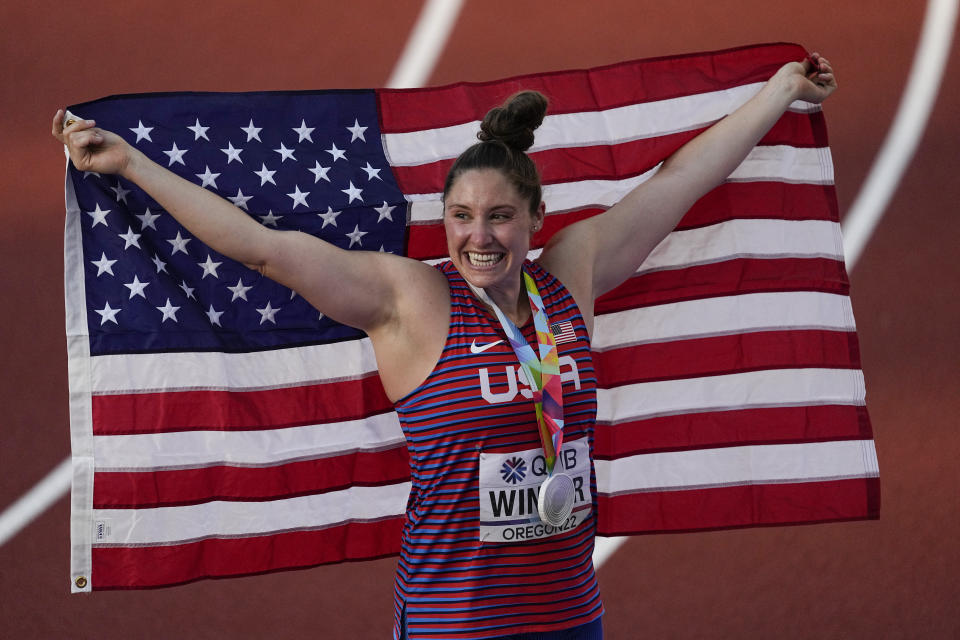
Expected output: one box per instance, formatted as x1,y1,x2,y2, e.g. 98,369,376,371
74,576,87,589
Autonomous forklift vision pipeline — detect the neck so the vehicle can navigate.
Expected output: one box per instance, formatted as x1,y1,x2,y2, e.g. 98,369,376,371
469,278,529,326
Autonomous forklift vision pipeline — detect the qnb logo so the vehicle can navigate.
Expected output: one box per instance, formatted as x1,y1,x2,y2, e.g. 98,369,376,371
479,355,581,404
500,456,527,484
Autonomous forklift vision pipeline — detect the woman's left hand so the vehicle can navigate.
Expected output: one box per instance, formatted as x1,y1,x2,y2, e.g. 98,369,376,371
776,52,838,104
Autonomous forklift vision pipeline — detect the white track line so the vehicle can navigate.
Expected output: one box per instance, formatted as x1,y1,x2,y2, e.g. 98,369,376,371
387,0,465,88
0,0,464,550
593,0,958,571
842,0,958,266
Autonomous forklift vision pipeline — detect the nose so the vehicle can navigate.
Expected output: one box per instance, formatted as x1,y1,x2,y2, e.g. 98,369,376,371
467,217,494,246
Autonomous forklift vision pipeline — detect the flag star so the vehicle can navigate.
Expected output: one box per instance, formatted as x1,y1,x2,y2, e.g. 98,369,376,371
123,275,150,299
292,120,315,142
221,141,243,164
156,298,181,323
86,204,111,227
130,120,153,143
136,207,161,230
83,171,101,179
254,163,277,186
374,201,396,222
308,161,331,183
274,143,296,162
326,142,346,162
206,305,224,326
345,224,367,248
196,165,221,189
111,180,132,203
318,206,342,228
241,119,262,142
259,210,283,226
361,162,382,181
256,301,281,324
180,280,196,300
287,185,310,209
95,302,121,325
118,226,142,250
228,188,253,210
199,254,222,279
152,254,168,274
289,288,297,300
188,118,210,141
346,119,367,142
163,142,188,166
341,181,363,203
167,231,191,255
228,278,253,301
91,252,117,276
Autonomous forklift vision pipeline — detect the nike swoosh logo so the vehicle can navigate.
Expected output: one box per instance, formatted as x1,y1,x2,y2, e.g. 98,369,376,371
470,339,504,354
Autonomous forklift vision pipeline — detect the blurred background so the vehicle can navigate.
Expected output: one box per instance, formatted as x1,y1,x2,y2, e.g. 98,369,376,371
1,1,957,637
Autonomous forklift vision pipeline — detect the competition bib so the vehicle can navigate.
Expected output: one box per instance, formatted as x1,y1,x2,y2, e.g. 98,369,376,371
478,439,592,543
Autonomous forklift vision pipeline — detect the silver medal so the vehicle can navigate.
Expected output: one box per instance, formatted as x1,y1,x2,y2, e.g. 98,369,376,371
538,472,575,527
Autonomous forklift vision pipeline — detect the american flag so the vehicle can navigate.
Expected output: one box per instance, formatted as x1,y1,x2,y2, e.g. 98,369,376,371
65,43,879,592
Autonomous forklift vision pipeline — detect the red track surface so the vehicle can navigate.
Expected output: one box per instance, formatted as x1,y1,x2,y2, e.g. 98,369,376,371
1,1,957,637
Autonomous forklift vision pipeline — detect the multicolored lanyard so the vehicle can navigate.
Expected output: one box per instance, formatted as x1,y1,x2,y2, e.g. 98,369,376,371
476,269,565,474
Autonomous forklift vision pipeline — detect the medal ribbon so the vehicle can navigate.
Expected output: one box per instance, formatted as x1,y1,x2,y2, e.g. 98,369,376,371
478,269,565,474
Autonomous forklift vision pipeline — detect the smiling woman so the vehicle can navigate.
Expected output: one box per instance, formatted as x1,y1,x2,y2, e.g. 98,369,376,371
52,53,837,640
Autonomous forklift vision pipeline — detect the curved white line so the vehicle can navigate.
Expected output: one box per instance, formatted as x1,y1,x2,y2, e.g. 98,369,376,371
0,458,72,547
595,0,958,571
387,0,465,88
842,0,958,268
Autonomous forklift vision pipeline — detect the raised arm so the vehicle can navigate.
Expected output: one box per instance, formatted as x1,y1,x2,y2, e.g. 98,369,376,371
540,54,837,311
52,111,437,335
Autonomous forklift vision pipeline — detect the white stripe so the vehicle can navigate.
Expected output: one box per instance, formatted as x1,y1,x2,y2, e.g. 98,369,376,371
640,219,843,272
408,145,833,221
90,337,378,394
93,483,411,546
596,368,865,424
94,412,404,471
593,291,855,351
384,82,818,165
595,440,879,494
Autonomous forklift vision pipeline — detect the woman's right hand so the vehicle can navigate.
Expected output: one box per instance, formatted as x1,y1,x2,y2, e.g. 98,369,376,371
52,109,136,176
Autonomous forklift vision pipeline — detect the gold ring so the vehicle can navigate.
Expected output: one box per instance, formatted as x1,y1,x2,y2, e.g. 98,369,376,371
64,118,77,128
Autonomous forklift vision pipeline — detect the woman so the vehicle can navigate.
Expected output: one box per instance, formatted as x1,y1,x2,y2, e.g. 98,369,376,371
54,53,836,640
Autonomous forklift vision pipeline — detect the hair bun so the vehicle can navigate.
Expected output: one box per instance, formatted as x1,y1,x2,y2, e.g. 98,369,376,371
478,90,548,152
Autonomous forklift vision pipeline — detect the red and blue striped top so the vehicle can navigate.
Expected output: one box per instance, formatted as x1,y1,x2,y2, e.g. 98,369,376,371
392,260,602,639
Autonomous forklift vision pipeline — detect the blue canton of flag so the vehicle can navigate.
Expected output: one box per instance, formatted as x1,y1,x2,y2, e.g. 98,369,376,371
68,91,408,355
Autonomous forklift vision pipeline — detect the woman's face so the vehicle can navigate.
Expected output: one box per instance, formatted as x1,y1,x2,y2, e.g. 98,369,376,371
443,168,544,295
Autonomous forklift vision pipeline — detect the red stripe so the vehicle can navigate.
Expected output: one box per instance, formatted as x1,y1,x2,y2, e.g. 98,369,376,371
595,329,862,387
93,447,411,508
90,517,404,590
378,43,806,132
405,183,839,261
595,477,880,535
92,373,392,435
594,405,873,459
594,257,849,314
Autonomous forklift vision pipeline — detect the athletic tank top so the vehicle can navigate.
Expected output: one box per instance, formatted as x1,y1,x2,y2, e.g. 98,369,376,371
392,260,602,640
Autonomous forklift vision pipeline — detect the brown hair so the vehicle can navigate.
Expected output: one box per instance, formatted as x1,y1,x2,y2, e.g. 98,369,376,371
442,90,548,213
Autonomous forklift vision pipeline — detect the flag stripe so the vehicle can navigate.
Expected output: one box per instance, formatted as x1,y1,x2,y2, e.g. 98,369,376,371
90,517,405,589
596,368,865,423
376,43,808,133
93,447,410,508
594,405,872,458
596,477,881,534
595,439,879,494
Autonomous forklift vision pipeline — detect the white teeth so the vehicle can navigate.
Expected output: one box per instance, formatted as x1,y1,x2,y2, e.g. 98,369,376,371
467,252,504,267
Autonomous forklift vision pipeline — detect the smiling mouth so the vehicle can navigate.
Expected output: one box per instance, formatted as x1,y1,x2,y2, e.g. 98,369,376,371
467,252,505,267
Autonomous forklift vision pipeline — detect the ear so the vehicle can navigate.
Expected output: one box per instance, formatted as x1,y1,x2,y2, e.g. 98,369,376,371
531,201,546,233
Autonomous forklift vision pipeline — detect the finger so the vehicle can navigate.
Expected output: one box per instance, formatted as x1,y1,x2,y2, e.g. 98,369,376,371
52,109,65,141
69,128,104,149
